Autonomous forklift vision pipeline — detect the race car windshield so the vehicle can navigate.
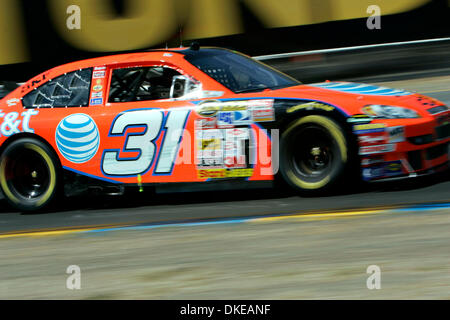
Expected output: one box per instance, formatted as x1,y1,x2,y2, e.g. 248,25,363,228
184,49,300,93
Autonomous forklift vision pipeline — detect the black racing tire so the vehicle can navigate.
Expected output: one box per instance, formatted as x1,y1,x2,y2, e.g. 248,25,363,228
279,115,350,194
0,138,62,212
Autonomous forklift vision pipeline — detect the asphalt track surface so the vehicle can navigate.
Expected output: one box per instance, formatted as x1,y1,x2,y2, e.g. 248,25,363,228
1,75,450,235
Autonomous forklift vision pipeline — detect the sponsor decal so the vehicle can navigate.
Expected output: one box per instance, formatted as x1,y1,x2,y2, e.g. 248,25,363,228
196,100,274,123
362,166,385,180
252,107,275,122
196,101,221,117
92,79,103,92
362,160,403,180
384,161,403,177
361,157,384,166
220,104,247,111
287,102,334,113
195,118,216,129
226,128,248,136
358,126,404,147
197,157,223,167
21,74,48,93
196,129,224,168
94,66,106,71
200,138,222,150
196,127,251,170
6,98,20,107
91,91,103,99
359,144,395,155
195,101,257,173
248,99,274,122
216,110,252,127
0,109,39,136
223,129,248,168
233,110,252,125
90,98,103,105
387,126,405,143
311,82,411,96
217,111,234,128
353,123,386,134
251,100,275,122
202,90,224,98
347,114,373,124
197,168,254,179
358,134,387,146
216,109,252,128
93,71,106,79
55,114,100,163
197,169,227,179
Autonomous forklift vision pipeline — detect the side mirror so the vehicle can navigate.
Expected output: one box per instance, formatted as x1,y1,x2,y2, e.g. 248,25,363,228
170,75,201,99
170,75,188,99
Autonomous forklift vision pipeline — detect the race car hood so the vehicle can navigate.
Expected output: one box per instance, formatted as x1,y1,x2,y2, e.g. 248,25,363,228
268,82,447,117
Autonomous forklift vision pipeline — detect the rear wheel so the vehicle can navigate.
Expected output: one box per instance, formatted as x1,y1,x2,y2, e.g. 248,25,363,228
0,138,61,212
279,115,349,194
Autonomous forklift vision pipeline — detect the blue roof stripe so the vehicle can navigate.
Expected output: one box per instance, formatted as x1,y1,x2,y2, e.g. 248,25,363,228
311,82,411,96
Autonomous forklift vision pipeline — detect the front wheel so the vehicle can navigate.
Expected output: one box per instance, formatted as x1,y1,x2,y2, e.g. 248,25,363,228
279,115,350,194
0,138,61,212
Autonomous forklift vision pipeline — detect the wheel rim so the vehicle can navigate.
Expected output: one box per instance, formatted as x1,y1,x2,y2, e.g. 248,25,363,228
3,148,51,200
290,125,336,182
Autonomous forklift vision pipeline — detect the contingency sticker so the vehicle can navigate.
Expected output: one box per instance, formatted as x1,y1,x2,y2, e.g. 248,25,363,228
195,100,275,124
359,144,395,155
286,102,334,113
386,126,405,143
353,123,386,134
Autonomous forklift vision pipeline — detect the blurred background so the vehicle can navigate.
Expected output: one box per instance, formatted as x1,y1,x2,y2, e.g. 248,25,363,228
1,0,450,82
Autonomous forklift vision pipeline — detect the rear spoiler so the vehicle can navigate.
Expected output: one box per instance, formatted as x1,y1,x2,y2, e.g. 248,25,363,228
0,81,22,99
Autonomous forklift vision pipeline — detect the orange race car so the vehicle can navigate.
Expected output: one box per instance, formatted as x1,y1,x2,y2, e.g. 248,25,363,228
0,46,449,211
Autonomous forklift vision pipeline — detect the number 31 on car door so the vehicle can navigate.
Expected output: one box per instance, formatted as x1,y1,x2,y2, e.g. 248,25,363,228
101,109,190,177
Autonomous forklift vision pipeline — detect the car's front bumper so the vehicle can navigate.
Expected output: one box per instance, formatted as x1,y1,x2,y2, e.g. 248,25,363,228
353,114,450,181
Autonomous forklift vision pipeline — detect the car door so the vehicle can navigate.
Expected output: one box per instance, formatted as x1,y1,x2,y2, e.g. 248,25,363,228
93,63,199,185
88,62,273,186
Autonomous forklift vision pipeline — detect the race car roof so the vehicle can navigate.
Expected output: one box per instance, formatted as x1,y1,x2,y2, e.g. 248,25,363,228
43,47,229,77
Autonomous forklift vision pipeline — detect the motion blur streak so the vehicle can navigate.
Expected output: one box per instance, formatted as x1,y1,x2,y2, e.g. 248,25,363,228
47,0,429,51
0,0,431,62
1,202,450,240
0,0,28,64
251,209,384,223
1,204,449,299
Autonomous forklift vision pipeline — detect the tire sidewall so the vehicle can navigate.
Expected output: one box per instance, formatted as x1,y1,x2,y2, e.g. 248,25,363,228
279,115,349,193
0,138,61,212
